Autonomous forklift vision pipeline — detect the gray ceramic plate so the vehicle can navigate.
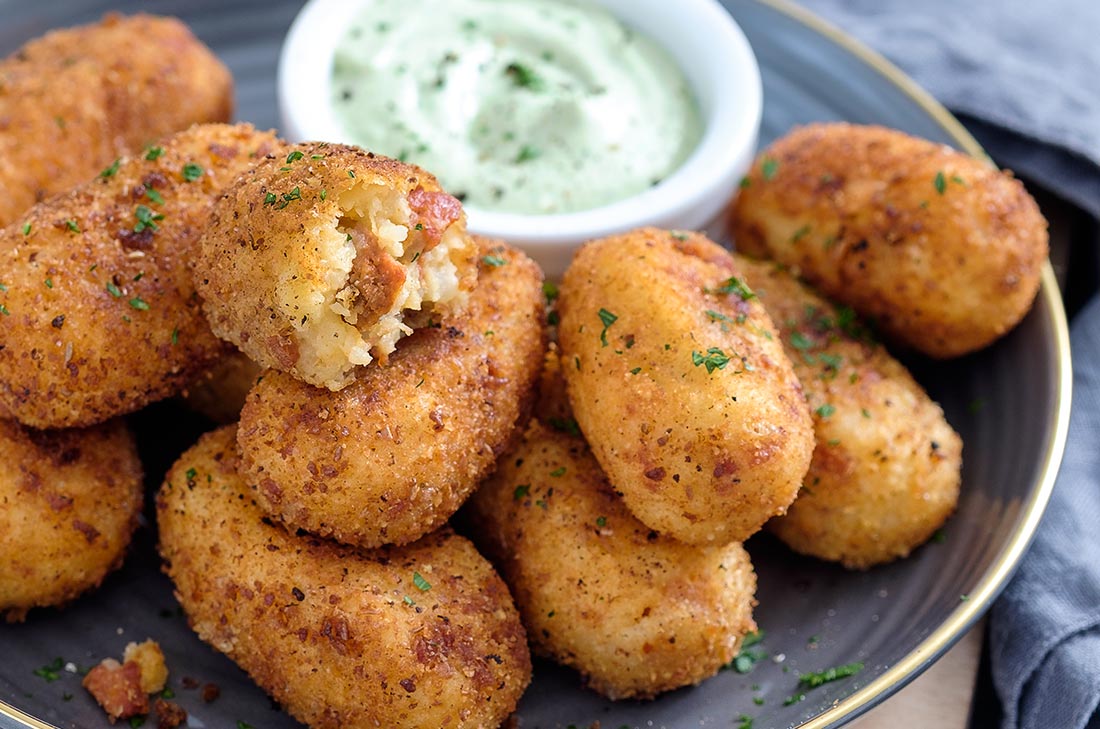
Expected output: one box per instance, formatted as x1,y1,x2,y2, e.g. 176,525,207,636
0,1,1072,727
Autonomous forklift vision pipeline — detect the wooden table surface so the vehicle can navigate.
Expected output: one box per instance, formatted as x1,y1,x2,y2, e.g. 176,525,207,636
852,623,983,729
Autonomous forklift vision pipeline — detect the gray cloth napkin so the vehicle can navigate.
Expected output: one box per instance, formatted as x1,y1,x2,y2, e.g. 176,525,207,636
798,0,1100,219
794,2,1100,728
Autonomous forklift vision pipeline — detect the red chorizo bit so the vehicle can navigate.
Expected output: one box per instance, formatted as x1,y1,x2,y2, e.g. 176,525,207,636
201,682,220,702
82,659,149,722
153,698,187,729
406,186,462,248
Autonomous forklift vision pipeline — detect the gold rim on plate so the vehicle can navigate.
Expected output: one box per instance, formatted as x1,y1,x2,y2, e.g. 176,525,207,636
0,2,1072,729
754,0,1073,726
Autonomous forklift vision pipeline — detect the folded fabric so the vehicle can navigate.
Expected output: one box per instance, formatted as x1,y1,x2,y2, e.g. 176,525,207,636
797,0,1100,218
989,293,1100,729
793,3,1100,728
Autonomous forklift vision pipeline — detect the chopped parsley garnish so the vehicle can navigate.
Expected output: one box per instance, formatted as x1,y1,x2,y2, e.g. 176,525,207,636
515,145,540,163
145,188,165,205
504,62,544,90
320,189,327,201
482,254,507,267
706,276,756,301
932,529,946,543
33,658,64,682
0,304,9,316
264,187,302,209
348,169,356,178
814,403,835,418
64,219,80,233
791,224,812,243
934,171,947,195
286,150,305,163
548,417,580,436
706,310,736,326
629,366,642,375
45,278,53,289
182,163,204,182
725,630,766,673
129,297,149,311
692,347,731,373
412,572,432,591
133,205,164,233
129,717,145,728
761,157,779,180
106,282,122,298
145,146,164,161
798,662,864,689
542,281,560,303
789,331,813,351
513,484,530,500
549,467,566,477
783,694,806,706
171,328,179,345
237,722,254,729
595,516,607,527
736,715,754,729
597,308,618,346
21,222,31,236
161,688,175,699
739,175,752,189
99,159,121,178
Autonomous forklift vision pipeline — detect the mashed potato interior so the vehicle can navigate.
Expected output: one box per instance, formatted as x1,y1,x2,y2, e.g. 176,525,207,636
285,182,470,389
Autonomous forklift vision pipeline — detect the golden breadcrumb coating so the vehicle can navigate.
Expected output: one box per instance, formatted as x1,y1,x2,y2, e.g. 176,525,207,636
157,426,531,729
0,123,279,428
0,13,233,227
0,418,142,621
730,123,1047,357
468,409,757,699
558,228,814,545
238,240,545,548
196,143,478,390
732,254,962,569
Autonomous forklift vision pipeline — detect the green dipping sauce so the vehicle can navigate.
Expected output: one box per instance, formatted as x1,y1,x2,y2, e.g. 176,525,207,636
330,0,704,214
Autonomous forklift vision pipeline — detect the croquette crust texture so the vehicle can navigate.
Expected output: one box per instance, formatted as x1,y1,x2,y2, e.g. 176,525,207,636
196,143,478,390
0,13,233,227
157,426,531,729
467,416,757,699
730,123,1047,358
0,123,279,428
0,418,142,621
238,240,546,548
558,228,814,545
734,255,962,569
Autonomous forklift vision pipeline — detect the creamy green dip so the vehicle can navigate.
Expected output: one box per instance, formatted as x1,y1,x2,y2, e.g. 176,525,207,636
330,0,703,214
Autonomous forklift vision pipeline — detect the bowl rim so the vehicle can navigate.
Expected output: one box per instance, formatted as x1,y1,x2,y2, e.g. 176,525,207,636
751,0,1072,725
276,0,763,247
0,3,1071,729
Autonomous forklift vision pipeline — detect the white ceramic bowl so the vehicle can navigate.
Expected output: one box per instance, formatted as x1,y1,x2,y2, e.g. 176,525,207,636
278,0,762,277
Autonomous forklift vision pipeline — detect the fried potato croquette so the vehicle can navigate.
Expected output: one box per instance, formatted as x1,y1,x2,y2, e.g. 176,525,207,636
730,123,1048,358
0,123,280,429
180,349,262,424
196,143,478,390
467,414,757,699
157,426,531,729
238,240,545,548
558,228,814,545
0,13,233,227
0,418,142,621
733,255,962,568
